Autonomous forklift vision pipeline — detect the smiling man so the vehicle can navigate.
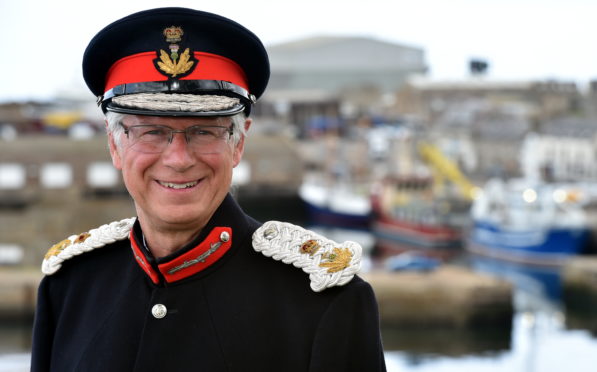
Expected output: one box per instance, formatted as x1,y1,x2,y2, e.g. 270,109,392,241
31,7,386,372
109,114,246,257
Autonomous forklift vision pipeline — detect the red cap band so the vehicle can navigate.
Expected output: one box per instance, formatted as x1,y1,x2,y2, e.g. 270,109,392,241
104,51,249,94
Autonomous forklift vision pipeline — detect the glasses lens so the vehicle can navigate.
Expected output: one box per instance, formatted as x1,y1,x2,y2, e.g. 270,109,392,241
127,125,169,153
187,125,232,154
125,125,231,154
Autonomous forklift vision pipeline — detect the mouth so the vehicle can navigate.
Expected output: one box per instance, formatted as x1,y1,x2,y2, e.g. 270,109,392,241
157,180,199,190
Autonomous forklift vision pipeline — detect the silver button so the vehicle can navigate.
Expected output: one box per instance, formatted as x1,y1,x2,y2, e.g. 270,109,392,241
151,304,167,319
220,231,230,242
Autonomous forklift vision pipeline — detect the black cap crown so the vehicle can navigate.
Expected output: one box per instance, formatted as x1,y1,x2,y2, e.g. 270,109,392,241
83,7,270,116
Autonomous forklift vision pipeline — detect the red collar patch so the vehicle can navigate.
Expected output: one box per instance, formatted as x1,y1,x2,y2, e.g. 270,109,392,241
130,230,160,284
130,227,232,284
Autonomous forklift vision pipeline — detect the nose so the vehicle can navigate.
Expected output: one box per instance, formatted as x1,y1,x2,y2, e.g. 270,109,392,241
161,132,195,171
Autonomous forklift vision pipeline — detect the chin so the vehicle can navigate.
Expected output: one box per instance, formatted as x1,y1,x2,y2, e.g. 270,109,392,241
142,204,205,227
163,210,207,224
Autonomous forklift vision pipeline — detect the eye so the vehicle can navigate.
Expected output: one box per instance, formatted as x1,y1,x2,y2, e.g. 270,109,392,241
140,126,169,137
187,126,219,137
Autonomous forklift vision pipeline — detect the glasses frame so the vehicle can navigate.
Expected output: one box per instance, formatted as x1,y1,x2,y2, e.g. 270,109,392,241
119,122,234,153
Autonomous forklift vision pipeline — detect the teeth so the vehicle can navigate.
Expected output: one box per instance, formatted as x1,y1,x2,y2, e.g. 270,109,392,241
159,181,198,189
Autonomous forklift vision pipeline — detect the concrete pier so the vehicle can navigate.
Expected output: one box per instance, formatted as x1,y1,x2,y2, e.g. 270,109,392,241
562,257,597,335
562,257,597,311
363,266,513,328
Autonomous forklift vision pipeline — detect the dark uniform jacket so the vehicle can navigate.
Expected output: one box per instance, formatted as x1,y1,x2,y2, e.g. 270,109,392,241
31,194,386,371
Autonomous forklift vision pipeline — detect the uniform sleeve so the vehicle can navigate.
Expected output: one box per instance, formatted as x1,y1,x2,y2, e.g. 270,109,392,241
30,276,55,372
308,279,387,372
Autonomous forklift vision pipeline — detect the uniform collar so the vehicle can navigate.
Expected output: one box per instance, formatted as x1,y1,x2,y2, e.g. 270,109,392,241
129,194,248,284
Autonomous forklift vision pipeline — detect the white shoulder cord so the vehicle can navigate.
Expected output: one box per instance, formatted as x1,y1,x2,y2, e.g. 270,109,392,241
42,218,136,275
252,221,362,292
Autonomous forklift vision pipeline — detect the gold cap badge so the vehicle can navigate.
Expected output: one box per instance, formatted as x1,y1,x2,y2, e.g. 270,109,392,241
156,26,196,78
163,26,183,43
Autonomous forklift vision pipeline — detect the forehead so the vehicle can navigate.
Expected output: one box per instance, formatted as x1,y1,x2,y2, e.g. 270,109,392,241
122,114,231,127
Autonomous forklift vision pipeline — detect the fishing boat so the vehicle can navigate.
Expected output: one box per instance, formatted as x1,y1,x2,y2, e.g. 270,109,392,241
467,178,591,266
371,176,470,258
298,177,372,230
369,139,476,258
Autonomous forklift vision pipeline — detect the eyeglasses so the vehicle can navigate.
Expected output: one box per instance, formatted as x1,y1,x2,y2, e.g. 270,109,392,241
120,123,234,154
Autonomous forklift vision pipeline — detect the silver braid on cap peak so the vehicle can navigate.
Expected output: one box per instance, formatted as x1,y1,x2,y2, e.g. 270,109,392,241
112,93,240,112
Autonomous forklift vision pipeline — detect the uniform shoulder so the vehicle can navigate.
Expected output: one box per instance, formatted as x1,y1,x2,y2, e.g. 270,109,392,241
42,217,136,276
252,221,362,293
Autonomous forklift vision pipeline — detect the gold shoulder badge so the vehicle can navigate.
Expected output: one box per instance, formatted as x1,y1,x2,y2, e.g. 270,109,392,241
252,221,362,292
74,232,91,244
45,239,72,260
155,26,196,78
44,232,91,260
300,239,321,255
318,248,353,273
299,241,352,273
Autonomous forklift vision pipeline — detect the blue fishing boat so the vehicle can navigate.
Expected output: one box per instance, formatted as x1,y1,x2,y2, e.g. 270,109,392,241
298,177,371,230
467,178,591,266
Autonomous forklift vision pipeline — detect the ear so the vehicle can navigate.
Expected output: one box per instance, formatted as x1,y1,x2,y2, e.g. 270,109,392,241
106,121,123,170
233,118,251,167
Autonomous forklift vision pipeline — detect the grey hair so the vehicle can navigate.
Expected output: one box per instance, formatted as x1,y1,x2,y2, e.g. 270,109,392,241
105,111,247,149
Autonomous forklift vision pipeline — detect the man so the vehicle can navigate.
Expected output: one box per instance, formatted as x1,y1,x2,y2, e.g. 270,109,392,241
31,7,386,371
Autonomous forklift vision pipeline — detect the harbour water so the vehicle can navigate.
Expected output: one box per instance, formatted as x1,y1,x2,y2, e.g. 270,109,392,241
386,312,597,372
385,284,597,372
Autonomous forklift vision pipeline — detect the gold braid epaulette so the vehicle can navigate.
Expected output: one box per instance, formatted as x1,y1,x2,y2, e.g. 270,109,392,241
42,218,136,275
252,221,362,292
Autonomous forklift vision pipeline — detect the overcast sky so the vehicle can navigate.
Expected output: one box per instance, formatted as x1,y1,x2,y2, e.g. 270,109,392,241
0,0,595,102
